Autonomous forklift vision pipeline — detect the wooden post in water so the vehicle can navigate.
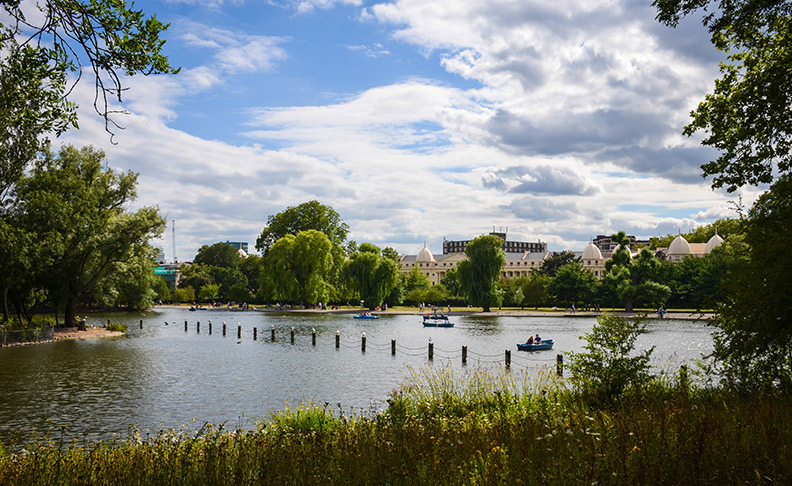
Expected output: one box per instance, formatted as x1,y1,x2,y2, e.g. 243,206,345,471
108,319,111,326
312,329,316,346
428,339,434,361
556,354,563,377
335,330,340,349
391,339,396,356
505,350,511,370
208,320,212,335
197,321,200,334
185,320,188,332
253,327,257,340
271,325,275,341
223,321,227,336
290,327,295,344
237,323,242,339
140,319,143,329
462,346,467,365
361,333,366,353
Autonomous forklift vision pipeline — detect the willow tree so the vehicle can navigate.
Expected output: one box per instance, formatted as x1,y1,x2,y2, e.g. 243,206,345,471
457,235,505,312
342,243,400,309
264,230,335,305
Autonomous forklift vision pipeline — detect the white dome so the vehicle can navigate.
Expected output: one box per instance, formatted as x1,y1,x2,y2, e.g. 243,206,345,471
705,233,724,253
667,235,692,256
582,242,603,260
416,245,435,263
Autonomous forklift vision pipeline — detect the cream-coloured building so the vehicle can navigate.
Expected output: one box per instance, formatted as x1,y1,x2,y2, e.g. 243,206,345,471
660,232,724,262
400,243,550,286
400,232,726,284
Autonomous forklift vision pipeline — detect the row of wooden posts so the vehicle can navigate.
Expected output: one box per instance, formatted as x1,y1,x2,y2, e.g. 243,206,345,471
133,319,565,376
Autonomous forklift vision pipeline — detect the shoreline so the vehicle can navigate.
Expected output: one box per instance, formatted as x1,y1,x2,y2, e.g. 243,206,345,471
154,305,714,320
53,326,124,341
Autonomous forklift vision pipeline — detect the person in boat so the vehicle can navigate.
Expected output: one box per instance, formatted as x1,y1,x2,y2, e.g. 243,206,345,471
525,335,534,345
534,334,541,344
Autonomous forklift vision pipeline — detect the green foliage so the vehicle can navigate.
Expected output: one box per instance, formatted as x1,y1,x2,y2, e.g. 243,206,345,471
457,235,505,312
194,243,241,269
536,250,579,277
711,174,792,391
604,231,670,312
341,243,400,308
547,261,598,307
255,200,348,254
2,369,791,485
264,230,336,304
655,0,792,191
105,322,127,333
178,264,212,294
0,0,178,137
198,283,221,302
439,266,461,297
171,287,195,303
6,145,165,325
404,266,431,293
568,314,655,402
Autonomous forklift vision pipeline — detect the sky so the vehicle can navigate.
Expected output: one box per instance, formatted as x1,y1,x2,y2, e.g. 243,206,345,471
44,0,763,261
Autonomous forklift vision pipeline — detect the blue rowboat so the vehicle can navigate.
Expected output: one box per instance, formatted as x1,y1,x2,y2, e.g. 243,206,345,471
353,313,380,319
517,339,554,351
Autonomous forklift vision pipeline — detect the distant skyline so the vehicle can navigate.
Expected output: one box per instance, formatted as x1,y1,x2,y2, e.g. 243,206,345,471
49,0,762,261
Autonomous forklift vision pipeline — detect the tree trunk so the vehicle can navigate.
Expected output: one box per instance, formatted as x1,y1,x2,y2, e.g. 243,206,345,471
64,298,81,328
1,286,8,323
483,306,490,312
624,298,634,313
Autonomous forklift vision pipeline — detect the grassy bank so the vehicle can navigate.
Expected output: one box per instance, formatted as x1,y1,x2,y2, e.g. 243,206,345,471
0,368,788,485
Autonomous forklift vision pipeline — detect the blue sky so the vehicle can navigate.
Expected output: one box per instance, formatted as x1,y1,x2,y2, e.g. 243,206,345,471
49,0,762,261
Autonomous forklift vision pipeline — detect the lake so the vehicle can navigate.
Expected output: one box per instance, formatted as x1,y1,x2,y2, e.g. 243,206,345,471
0,308,714,443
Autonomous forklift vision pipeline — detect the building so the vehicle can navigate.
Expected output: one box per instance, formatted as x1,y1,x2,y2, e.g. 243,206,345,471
399,231,727,285
222,241,249,254
154,263,181,289
442,229,546,255
658,232,724,262
401,243,550,286
592,234,650,252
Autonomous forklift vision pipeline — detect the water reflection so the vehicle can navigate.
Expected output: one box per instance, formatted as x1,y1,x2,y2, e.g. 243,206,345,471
0,308,714,443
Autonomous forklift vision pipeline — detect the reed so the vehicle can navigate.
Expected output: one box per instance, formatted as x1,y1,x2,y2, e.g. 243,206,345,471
1,368,789,485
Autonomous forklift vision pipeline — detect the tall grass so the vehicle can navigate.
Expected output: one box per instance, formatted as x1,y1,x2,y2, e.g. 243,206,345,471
1,367,789,485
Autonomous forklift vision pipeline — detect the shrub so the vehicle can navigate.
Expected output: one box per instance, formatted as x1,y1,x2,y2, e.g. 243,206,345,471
567,313,654,403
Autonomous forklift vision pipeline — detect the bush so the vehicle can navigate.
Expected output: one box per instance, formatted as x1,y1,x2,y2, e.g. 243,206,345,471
567,313,654,403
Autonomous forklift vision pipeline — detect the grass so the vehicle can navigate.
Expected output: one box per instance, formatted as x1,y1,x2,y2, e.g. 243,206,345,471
0,367,789,485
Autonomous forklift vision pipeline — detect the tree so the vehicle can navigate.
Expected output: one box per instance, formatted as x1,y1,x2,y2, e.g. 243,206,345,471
536,251,579,277
604,232,670,312
404,266,432,294
264,230,336,304
655,0,792,191
178,264,212,295
10,145,165,327
1,0,177,135
547,262,598,308
194,243,242,269
568,314,655,403
457,235,505,312
521,273,550,310
711,174,792,391
341,243,400,309
0,0,178,203
440,266,462,297
255,201,348,254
